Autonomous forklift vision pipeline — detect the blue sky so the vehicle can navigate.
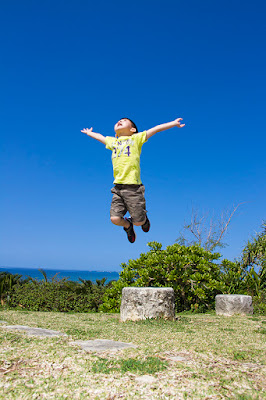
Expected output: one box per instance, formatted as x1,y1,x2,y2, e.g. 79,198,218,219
1,0,265,271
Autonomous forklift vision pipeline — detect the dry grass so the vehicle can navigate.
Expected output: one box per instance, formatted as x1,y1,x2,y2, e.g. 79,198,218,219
0,310,265,399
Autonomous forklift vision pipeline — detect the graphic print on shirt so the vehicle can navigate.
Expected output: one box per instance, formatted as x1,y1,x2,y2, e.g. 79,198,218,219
112,138,134,159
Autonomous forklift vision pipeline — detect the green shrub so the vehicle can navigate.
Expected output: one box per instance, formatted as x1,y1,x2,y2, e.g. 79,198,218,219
0,272,22,305
9,278,110,312
219,259,247,294
253,291,266,315
100,242,226,313
241,222,266,276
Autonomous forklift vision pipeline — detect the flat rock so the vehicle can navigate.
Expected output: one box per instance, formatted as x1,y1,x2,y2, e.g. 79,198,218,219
71,339,137,352
2,325,67,337
120,287,175,322
215,294,253,316
0,321,8,324
167,356,187,362
135,375,157,384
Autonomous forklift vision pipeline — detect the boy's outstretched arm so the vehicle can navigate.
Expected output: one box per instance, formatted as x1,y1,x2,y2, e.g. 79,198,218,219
146,118,185,140
81,128,106,145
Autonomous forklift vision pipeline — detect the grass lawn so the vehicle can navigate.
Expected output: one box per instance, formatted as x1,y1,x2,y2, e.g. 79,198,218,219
0,310,265,399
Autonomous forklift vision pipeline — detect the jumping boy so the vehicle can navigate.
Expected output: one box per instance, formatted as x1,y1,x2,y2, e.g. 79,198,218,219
81,117,185,243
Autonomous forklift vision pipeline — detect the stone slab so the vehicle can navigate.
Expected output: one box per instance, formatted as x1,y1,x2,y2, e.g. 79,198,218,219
120,287,175,322
2,325,67,337
135,375,157,384
71,339,137,352
215,294,253,316
167,356,187,362
0,321,8,324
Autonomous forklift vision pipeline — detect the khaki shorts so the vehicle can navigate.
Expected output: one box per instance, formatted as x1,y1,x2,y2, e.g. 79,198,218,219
110,184,147,223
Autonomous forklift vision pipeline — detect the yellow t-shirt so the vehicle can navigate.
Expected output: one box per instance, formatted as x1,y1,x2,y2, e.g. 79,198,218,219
105,131,147,184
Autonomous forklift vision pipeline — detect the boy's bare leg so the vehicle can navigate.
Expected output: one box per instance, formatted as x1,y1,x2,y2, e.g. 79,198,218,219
133,220,146,226
111,216,140,243
111,217,146,228
110,216,130,229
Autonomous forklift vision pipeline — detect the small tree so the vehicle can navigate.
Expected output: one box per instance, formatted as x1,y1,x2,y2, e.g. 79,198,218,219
177,204,242,252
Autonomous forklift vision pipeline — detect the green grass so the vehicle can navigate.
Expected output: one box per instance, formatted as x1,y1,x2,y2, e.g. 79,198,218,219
233,350,249,361
0,310,265,399
91,356,168,374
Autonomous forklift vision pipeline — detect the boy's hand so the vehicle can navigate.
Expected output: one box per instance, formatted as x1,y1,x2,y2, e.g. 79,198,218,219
81,127,93,135
173,118,185,128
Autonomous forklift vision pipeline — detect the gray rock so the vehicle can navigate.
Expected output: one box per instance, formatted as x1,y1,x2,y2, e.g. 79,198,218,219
3,325,67,337
167,356,187,362
120,287,175,322
0,321,8,324
135,375,157,384
71,339,137,352
215,294,253,316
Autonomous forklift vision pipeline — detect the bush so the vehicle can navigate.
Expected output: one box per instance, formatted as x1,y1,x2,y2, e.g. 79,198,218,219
0,272,22,306
219,259,248,294
100,242,226,313
241,222,266,275
9,278,110,312
253,291,266,315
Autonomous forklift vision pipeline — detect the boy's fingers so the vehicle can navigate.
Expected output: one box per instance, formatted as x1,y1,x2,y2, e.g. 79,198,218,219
81,127,93,132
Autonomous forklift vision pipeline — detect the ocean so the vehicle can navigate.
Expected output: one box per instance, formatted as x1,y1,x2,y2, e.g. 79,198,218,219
0,267,120,283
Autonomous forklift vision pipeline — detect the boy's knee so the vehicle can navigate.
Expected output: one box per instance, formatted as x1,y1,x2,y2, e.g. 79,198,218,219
110,216,122,225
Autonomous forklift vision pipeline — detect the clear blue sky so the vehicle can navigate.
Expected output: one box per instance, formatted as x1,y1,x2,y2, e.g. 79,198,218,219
1,0,265,271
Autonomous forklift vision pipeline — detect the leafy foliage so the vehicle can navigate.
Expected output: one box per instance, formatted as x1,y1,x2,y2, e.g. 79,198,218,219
0,272,22,305
100,242,226,313
241,222,266,289
7,276,112,312
252,291,266,315
240,222,266,314
219,259,247,294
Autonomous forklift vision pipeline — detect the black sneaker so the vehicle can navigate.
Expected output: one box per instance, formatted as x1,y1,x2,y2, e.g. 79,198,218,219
124,217,136,243
141,216,150,233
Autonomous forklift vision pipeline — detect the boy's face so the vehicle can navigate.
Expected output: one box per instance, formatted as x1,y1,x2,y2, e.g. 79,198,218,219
114,118,136,137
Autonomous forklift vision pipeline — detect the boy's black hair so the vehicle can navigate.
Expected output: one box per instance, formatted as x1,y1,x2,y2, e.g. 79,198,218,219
122,118,138,133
